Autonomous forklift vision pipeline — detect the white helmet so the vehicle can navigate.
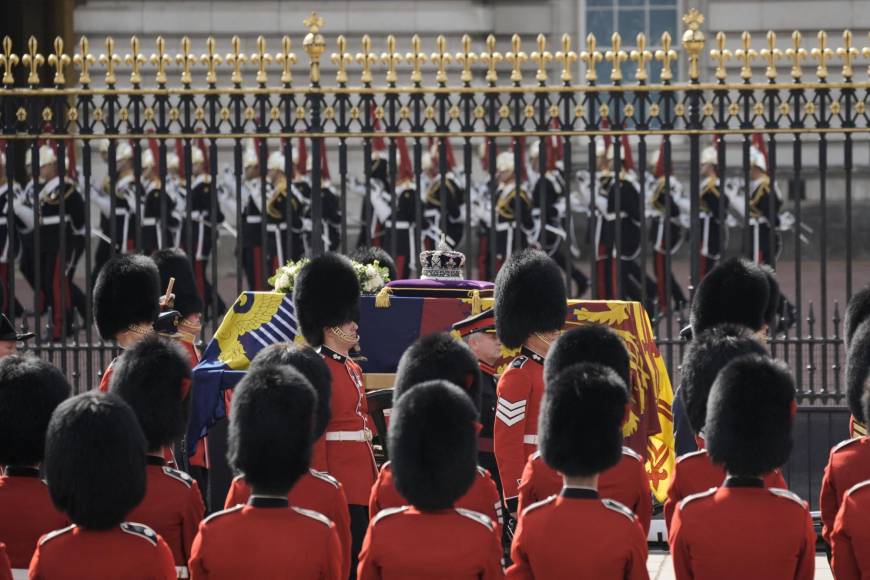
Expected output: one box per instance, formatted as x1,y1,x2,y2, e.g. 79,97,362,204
190,146,205,166
528,140,540,160
594,137,614,161
700,146,717,166
95,138,110,155
267,150,285,172
648,147,661,171
496,151,514,174
0,150,5,167
421,151,433,173
305,151,313,173
141,149,155,169
39,145,57,168
115,142,133,163
166,152,180,171
749,146,767,172
243,148,259,169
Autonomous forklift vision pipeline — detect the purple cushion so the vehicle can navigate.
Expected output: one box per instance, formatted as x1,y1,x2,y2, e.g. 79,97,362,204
385,278,494,298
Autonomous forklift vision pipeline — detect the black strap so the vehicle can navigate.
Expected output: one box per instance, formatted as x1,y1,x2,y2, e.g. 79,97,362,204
249,496,289,508
4,466,40,478
723,476,764,488
561,487,599,500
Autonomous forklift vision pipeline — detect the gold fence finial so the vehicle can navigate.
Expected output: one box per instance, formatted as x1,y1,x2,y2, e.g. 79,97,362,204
23,36,45,85
630,33,653,82
786,31,807,79
431,35,451,84
406,34,426,84
456,34,477,84
226,36,245,85
735,31,756,80
836,30,858,78
251,36,272,84
0,37,18,85
605,32,628,82
356,35,376,84
151,36,170,84
201,37,222,85
761,31,782,80
332,35,352,84
73,36,94,85
656,32,678,82
125,36,146,84
481,35,502,83
531,34,552,83
812,30,833,79
176,36,196,85
506,34,527,83
555,33,577,83
48,37,70,85
99,36,119,85
303,11,326,85
381,35,401,84
710,32,732,81
580,33,602,82
276,36,296,84
681,9,706,80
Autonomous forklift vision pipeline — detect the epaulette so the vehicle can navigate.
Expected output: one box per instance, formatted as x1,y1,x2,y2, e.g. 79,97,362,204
292,506,334,527
521,495,556,518
844,479,870,498
120,522,159,546
309,469,341,489
767,488,807,508
379,460,392,473
621,446,643,462
454,508,495,532
476,465,490,478
602,498,637,522
676,449,707,464
530,450,542,461
678,487,717,511
231,474,244,484
162,466,194,488
372,506,409,526
832,437,862,453
38,524,75,546
510,356,529,369
203,504,244,524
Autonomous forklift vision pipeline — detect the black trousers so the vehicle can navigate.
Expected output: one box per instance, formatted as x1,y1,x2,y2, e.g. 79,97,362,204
348,504,369,580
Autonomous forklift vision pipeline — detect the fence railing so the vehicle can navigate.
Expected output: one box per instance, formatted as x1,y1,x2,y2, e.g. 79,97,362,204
0,10,866,398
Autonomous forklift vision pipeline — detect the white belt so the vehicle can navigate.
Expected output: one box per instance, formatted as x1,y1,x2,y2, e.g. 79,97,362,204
176,566,190,579
41,215,69,225
384,220,412,229
245,215,262,224
523,434,538,445
12,569,27,580
325,429,373,442
141,217,158,226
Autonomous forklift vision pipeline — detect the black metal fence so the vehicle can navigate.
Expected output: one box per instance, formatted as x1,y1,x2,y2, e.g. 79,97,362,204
0,12,866,399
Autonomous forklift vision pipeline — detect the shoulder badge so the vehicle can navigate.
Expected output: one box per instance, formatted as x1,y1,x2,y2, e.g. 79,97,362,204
602,498,637,522
675,449,708,464
372,505,410,526
510,356,529,369
454,508,495,532
845,479,870,498
38,524,76,546
309,469,341,489
767,488,807,508
292,506,334,528
521,495,557,518
162,466,194,488
203,504,244,525
621,446,643,462
678,487,717,511
120,522,159,546
832,437,862,453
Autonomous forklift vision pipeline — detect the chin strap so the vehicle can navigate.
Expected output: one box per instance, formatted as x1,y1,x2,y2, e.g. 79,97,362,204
330,326,359,344
127,323,154,336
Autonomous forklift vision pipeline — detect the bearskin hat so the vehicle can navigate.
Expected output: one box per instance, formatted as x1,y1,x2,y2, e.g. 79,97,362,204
45,392,147,529
705,355,795,477
690,258,769,336
152,248,203,318
679,324,768,436
228,366,316,495
760,265,781,331
393,333,482,412
293,253,360,347
845,319,870,424
544,324,630,389
109,335,191,452
250,343,332,439
349,247,397,284
93,255,161,340
389,380,478,510
0,356,71,466
844,287,870,348
494,250,567,349
539,363,628,477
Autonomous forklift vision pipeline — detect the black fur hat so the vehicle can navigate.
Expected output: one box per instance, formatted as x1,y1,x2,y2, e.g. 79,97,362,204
109,335,191,452
228,366,316,495
862,370,870,432
393,333,482,412
45,392,147,529
293,253,360,347
250,343,332,439
760,265,781,331
845,319,870,423
93,255,161,340
349,246,397,283
844,287,870,348
0,356,71,466
544,324,630,389
539,363,628,477
679,324,768,436
690,258,769,336
152,248,203,318
705,355,795,477
389,380,478,510
494,249,567,349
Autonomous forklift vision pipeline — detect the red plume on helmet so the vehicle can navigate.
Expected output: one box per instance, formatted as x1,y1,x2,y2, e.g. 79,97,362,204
653,140,666,178
751,133,769,170
481,138,498,171
397,136,413,185
65,141,78,180
619,135,634,172
371,105,387,153
174,139,185,179
600,117,612,150
516,137,527,182
318,139,331,181
545,118,563,172
442,137,456,172
297,136,308,174
196,131,209,171
146,129,160,174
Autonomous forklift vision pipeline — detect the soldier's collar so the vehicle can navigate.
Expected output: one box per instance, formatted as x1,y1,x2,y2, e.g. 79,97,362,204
320,345,347,363
249,495,289,508
3,466,41,478
520,347,545,365
479,361,498,377
561,486,599,500
723,476,764,488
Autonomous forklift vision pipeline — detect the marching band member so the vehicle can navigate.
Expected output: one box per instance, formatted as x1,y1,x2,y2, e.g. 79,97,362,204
647,144,687,312
493,151,534,272
140,147,178,255
423,138,465,250
698,146,728,279
265,149,304,268
379,137,417,278
0,148,32,315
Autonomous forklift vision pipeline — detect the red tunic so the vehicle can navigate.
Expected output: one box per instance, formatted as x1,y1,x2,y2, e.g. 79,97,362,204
820,436,870,543
98,358,117,392
669,479,815,580
494,349,545,511
357,506,504,580
188,497,342,580
517,447,652,534
507,488,648,580
663,448,787,529
318,346,378,506
224,471,352,580
0,468,68,569
368,462,503,536
831,479,870,580
0,543,10,580
125,458,205,566
29,523,176,580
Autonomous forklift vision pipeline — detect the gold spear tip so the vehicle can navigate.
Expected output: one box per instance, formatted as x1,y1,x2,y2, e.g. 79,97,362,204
304,11,324,33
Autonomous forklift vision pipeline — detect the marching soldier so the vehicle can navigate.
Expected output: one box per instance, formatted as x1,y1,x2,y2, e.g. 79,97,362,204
698,146,729,279
265,150,304,268
93,142,137,284
297,141,343,254
648,145,687,312
472,140,496,277
165,150,185,248
746,145,782,266
0,148,32,315
240,148,270,289
423,138,464,250
493,151,534,272
380,137,417,278
140,148,178,255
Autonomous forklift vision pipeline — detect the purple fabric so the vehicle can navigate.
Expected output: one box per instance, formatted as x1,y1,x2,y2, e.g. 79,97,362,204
386,278,493,293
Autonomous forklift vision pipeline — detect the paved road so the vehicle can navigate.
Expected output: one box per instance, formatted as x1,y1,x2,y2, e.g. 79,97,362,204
647,553,833,579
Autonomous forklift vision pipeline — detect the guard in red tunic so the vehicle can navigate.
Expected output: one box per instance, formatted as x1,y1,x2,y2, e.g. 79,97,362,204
844,289,870,439
188,366,342,579
665,324,785,529
29,392,176,579
507,364,648,579
0,357,70,572
109,336,205,574
358,381,504,580
493,250,567,517
223,343,352,580
369,333,503,531
294,253,377,577
669,356,815,580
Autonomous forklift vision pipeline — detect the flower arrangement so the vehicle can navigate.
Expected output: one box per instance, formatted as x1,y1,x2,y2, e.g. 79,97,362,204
269,257,391,295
